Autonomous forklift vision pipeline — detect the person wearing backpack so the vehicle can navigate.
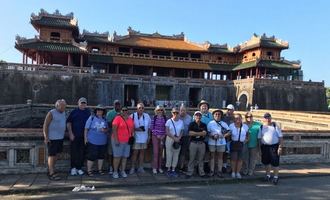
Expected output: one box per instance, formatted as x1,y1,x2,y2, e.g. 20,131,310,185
258,112,283,185
151,105,167,174
84,105,108,177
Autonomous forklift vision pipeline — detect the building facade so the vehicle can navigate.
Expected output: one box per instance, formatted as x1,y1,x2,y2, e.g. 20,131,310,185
10,9,326,110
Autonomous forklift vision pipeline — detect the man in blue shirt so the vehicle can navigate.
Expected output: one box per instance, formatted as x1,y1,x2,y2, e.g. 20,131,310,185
67,97,91,176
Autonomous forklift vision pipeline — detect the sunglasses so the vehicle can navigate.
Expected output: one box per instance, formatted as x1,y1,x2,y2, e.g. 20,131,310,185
172,112,179,114
157,109,164,112
122,109,128,112
246,116,252,118
138,107,144,110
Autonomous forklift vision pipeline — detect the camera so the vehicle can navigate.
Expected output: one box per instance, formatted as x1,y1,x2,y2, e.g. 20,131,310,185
139,126,145,131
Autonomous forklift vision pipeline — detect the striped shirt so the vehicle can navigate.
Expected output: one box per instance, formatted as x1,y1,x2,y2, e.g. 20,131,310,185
150,115,166,136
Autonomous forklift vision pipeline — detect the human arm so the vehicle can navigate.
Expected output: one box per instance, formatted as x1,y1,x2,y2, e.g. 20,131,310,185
43,112,52,144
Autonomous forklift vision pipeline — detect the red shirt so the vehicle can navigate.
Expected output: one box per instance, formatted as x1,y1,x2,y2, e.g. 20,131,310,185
112,115,134,143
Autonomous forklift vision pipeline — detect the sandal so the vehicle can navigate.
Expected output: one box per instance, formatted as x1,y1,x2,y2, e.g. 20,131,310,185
87,171,94,177
98,170,105,175
48,173,61,181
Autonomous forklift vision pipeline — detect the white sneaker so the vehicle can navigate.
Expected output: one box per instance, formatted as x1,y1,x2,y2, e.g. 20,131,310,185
108,167,113,175
77,169,84,175
137,167,145,173
129,168,135,175
231,172,236,178
120,171,128,178
70,168,77,176
112,172,119,179
152,168,157,174
158,168,164,174
236,173,242,179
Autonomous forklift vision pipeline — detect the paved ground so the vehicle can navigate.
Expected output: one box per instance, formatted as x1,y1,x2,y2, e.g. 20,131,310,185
0,163,329,199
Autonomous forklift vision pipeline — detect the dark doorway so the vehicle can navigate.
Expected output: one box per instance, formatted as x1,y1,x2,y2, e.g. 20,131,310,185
238,94,248,111
124,85,138,107
189,88,201,107
156,86,171,100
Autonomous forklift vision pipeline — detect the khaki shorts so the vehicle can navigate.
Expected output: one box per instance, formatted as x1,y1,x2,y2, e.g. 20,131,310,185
132,143,147,150
107,138,112,155
209,145,226,153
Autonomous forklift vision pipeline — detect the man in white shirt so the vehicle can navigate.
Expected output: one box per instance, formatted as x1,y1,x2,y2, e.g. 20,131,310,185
207,109,231,177
129,103,151,174
258,113,283,185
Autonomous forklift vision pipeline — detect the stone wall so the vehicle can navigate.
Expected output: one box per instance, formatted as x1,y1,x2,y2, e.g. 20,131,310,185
0,129,329,174
0,63,327,111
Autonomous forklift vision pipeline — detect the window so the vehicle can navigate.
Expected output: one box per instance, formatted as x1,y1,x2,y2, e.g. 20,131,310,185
16,149,30,164
252,53,256,57
50,32,60,41
218,57,223,61
267,51,273,56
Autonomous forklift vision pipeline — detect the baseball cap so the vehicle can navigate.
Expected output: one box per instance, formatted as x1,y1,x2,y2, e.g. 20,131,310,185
78,97,87,104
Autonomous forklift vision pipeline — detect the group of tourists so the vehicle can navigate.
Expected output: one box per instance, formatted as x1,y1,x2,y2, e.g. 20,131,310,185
43,98,283,185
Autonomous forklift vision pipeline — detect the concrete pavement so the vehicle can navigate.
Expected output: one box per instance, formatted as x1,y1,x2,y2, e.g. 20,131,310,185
0,163,329,196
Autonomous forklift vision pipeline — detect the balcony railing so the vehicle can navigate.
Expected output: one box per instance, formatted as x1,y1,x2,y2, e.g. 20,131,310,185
90,51,238,65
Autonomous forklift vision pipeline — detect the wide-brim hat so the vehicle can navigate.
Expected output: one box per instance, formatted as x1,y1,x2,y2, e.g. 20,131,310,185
94,104,106,113
212,109,223,116
198,100,209,108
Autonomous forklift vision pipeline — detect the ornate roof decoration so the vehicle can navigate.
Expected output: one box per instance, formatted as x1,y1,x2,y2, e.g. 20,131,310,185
82,30,111,43
31,9,78,28
235,33,289,52
113,26,186,41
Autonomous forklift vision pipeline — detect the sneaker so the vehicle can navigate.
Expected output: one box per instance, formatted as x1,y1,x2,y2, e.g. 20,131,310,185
222,166,227,173
236,173,242,179
137,167,145,173
264,175,272,182
217,171,224,178
152,168,158,174
70,168,77,176
171,171,178,178
231,172,236,178
158,168,164,174
77,169,84,176
112,172,119,179
129,168,135,175
166,171,172,177
120,171,128,178
248,170,254,176
273,177,279,185
208,171,214,177
108,167,113,175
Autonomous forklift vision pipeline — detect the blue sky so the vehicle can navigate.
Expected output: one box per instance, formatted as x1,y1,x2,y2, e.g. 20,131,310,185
1,0,329,86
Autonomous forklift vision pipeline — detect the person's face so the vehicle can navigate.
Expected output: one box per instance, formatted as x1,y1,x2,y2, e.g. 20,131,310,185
195,114,202,122
172,111,179,119
180,108,186,117
78,102,87,110
227,109,234,115
121,108,129,116
263,117,272,124
114,103,121,111
245,114,253,122
96,109,104,117
57,102,66,113
234,115,242,125
137,105,144,114
156,108,164,116
200,104,208,113
213,112,222,121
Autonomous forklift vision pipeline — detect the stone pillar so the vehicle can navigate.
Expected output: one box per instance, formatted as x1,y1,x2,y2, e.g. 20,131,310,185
80,54,84,68
22,53,25,64
116,64,119,74
67,53,71,66
149,50,152,57
264,68,267,78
